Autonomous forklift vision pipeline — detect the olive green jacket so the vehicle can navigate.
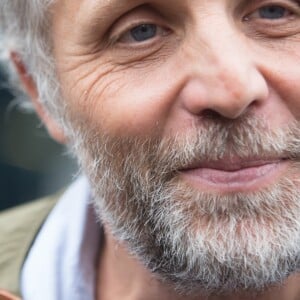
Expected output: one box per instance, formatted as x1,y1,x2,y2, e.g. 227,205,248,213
0,194,60,299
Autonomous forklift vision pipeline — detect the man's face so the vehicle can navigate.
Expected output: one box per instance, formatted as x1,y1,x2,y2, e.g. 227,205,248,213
51,0,300,296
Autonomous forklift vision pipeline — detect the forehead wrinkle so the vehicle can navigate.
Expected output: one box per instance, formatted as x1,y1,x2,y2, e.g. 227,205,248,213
78,0,144,18
77,0,187,19
62,0,147,38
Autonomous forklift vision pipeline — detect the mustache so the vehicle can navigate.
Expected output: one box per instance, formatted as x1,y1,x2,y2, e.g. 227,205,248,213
81,114,300,182
152,117,300,172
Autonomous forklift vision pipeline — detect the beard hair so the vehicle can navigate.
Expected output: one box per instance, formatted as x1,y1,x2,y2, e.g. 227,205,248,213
69,114,300,297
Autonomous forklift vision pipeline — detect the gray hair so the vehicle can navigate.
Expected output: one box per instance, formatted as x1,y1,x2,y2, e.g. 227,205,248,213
0,0,65,124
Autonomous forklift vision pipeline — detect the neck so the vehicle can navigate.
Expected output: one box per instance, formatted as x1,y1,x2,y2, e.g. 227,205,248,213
96,228,300,300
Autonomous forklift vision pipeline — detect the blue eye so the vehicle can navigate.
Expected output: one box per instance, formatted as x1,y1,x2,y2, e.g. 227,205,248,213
258,6,287,19
130,24,157,42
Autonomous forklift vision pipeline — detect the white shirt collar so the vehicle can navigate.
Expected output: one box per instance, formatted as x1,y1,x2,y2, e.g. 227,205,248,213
21,176,101,300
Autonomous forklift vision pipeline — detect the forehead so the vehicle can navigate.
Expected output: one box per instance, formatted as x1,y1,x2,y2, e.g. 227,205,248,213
55,0,152,16
52,0,145,28
54,0,250,22
53,0,300,21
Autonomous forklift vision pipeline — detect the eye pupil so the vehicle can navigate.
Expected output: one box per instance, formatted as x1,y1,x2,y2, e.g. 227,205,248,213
130,24,157,42
259,6,286,19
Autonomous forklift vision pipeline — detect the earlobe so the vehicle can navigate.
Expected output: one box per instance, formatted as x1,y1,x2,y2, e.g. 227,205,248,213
36,104,68,144
10,52,67,144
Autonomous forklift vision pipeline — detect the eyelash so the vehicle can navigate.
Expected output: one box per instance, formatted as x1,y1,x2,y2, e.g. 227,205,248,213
107,1,300,47
244,1,300,21
107,6,170,46
117,24,170,44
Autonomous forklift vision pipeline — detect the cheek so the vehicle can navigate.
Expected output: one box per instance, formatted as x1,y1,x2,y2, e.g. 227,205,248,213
259,47,300,120
98,73,178,136
58,55,181,137
274,73,300,120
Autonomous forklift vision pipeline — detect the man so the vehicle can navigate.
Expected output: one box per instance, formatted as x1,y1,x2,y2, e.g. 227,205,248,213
0,0,300,299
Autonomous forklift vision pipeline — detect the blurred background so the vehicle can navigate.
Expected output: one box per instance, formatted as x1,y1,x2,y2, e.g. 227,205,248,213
0,68,77,210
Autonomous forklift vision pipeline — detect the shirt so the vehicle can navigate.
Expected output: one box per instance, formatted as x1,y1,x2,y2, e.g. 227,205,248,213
21,177,101,300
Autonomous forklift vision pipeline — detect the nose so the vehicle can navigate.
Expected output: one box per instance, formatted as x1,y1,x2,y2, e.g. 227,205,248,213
179,21,269,119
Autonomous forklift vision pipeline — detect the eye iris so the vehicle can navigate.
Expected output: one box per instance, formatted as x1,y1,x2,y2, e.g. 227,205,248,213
130,24,157,42
259,6,286,19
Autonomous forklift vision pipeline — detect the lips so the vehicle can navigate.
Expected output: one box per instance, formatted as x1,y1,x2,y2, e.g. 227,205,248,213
181,157,284,171
179,157,288,192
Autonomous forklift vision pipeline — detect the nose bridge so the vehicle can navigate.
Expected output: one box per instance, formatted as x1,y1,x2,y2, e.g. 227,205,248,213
205,24,252,92
180,13,268,119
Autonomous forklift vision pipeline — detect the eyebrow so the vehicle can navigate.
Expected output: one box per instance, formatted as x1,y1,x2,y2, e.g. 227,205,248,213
83,0,142,17
77,0,143,30
72,0,145,47
247,0,300,6
79,0,300,28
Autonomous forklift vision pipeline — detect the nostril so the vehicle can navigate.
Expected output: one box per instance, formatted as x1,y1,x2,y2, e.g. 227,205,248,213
249,99,261,109
200,97,260,121
200,105,259,124
200,109,238,124
201,109,223,120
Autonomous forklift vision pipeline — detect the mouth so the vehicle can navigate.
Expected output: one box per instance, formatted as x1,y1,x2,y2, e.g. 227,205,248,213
179,157,289,193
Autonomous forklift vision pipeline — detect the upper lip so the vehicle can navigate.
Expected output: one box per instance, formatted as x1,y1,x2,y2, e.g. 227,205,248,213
180,157,286,172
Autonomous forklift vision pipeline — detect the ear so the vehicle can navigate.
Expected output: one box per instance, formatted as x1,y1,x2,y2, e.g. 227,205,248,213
10,52,67,144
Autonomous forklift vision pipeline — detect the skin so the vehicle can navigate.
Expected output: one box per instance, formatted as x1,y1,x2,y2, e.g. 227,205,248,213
16,0,300,299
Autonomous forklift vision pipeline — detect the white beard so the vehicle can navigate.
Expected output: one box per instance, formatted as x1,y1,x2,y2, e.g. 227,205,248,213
70,115,300,297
